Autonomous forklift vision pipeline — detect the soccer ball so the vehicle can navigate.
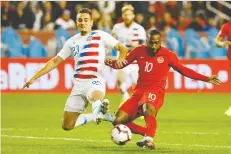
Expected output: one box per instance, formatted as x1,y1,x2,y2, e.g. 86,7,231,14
111,124,132,145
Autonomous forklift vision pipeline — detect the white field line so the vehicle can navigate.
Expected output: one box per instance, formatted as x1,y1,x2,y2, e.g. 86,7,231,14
2,128,231,136
161,131,222,135
1,134,231,149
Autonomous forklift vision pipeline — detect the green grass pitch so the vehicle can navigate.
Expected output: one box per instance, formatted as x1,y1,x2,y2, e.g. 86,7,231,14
1,93,231,154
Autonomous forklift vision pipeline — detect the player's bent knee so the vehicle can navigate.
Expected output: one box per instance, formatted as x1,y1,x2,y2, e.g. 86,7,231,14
88,90,104,102
143,103,156,117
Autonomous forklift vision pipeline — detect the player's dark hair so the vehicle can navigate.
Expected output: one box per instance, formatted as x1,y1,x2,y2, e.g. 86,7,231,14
149,29,161,37
78,8,92,17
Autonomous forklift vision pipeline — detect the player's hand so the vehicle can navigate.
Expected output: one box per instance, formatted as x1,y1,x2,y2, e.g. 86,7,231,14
105,58,113,67
22,78,35,89
208,75,221,85
115,59,128,68
223,41,231,48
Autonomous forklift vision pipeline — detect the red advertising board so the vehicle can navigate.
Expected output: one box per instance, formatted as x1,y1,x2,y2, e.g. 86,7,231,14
1,58,231,93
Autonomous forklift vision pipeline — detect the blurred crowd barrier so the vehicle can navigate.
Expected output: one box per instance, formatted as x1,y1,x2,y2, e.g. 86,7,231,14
0,27,228,59
1,58,231,93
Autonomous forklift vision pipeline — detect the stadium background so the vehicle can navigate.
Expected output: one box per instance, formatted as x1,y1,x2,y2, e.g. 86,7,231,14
1,1,231,154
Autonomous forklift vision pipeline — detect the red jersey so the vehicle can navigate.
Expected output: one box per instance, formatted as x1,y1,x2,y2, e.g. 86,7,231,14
110,45,209,93
218,21,231,52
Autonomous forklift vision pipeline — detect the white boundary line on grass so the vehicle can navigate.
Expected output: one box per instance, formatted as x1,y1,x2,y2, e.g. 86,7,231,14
2,128,231,136
2,134,231,149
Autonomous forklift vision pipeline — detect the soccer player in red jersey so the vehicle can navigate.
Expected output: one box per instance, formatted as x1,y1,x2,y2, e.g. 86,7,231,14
105,29,221,149
215,21,231,61
215,21,231,116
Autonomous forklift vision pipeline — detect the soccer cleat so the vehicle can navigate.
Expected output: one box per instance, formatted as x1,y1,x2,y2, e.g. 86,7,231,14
136,139,155,150
101,99,110,114
94,113,103,125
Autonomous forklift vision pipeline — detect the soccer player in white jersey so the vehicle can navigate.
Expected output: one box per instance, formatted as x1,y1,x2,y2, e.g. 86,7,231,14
112,5,146,103
22,8,128,130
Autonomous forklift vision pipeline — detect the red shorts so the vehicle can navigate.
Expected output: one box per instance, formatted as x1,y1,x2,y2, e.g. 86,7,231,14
119,89,165,119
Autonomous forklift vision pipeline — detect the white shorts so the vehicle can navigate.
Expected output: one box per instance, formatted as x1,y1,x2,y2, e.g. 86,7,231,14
121,63,139,84
64,77,106,113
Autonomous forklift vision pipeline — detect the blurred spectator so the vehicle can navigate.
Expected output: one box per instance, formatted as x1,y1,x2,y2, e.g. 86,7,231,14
98,1,115,14
91,8,101,30
178,2,194,31
32,3,44,31
43,2,53,19
135,13,145,27
181,2,194,20
153,2,166,24
165,1,182,20
42,13,55,31
193,1,207,16
2,1,229,59
71,4,82,21
207,17,216,30
98,13,113,33
53,1,67,21
146,16,157,31
188,12,208,31
216,16,227,29
159,12,177,31
146,3,156,18
11,1,35,30
55,9,76,30
1,2,12,27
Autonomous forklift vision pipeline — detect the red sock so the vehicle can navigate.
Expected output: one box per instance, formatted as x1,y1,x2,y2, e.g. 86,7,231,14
145,115,157,138
126,122,146,136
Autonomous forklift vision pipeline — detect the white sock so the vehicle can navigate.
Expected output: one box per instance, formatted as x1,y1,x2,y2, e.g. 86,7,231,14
91,100,102,115
109,115,116,122
144,136,153,142
75,114,95,127
119,83,130,100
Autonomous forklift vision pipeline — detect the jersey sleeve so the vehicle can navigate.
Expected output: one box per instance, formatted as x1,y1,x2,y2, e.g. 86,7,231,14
126,46,139,63
106,46,139,69
169,51,209,81
101,31,119,48
218,23,228,39
112,24,118,36
57,40,72,60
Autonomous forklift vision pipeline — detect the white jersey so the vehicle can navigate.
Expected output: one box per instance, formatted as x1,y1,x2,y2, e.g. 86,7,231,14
112,22,146,50
58,30,118,80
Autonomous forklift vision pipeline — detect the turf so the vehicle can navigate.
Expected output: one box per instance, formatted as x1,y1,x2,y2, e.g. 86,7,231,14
1,93,231,154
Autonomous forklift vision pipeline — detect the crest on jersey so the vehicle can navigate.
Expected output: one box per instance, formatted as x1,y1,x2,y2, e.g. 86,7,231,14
157,56,164,63
87,36,93,41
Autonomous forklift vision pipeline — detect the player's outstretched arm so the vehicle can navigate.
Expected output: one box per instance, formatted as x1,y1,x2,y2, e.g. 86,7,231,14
114,42,129,68
22,56,64,89
173,64,221,85
169,52,221,84
105,58,128,69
